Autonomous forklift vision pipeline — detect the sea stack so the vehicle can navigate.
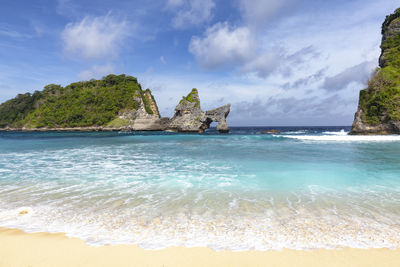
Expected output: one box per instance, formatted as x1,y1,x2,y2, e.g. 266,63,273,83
350,8,400,134
0,75,230,133
168,89,230,133
125,89,170,131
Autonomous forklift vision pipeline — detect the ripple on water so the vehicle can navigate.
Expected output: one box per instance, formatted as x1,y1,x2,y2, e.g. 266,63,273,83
1,131,400,250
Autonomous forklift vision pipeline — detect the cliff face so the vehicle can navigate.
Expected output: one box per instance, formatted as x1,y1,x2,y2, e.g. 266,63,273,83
0,74,159,130
351,8,400,134
0,75,231,133
168,89,230,133
125,90,169,131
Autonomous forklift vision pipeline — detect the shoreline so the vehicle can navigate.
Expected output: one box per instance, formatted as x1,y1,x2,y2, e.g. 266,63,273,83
1,227,400,267
0,127,198,133
0,126,395,136
0,127,151,132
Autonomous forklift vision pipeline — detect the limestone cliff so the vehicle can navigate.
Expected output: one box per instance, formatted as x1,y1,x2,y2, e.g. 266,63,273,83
350,8,400,134
168,89,230,133
0,74,231,133
0,74,163,130
205,105,230,133
118,89,169,131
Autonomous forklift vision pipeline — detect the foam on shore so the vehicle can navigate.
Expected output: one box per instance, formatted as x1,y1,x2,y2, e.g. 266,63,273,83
2,226,400,267
1,130,400,251
281,131,400,142
1,186,400,251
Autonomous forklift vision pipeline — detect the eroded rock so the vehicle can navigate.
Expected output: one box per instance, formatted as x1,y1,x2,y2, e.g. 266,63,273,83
350,8,400,135
118,89,170,131
168,89,231,133
261,130,280,134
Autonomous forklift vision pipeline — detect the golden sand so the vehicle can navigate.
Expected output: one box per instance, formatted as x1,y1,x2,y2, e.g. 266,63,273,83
1,227,399,267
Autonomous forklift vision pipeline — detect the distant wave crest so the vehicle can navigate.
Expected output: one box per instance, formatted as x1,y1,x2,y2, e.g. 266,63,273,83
281,133,400,142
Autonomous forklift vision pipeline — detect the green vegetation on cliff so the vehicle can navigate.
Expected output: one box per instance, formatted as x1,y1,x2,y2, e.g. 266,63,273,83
180,88,200,109
358,8,400,125
141,89,159,115
359,68,400,124
382,8,400,34
0,91,42,127
0,74,156,128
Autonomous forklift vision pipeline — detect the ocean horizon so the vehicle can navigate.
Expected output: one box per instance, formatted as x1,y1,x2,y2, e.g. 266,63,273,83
1,126,400,251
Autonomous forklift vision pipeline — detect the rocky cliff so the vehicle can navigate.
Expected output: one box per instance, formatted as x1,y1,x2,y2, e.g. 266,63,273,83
350,8,400,134
116,89,169,131
0,75,231,133
0,74,161,130
168,89,230,133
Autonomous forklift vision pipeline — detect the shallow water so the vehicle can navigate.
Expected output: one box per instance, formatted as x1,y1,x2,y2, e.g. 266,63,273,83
0,127,400,250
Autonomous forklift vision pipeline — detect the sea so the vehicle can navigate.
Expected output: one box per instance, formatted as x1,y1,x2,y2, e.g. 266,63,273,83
0,126,400,251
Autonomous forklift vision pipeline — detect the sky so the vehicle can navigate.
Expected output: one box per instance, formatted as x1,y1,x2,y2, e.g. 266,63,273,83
0,0,399,126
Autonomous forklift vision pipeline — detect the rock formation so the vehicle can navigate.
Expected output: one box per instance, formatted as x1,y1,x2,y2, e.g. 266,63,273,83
350,8,400,135
205,105,230,133
0,74,231,133
168,89,230,133
261,130,280,134
116,88,230,133
119,90,170,131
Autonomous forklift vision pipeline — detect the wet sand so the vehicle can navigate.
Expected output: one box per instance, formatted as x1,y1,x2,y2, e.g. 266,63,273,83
1,227,399,267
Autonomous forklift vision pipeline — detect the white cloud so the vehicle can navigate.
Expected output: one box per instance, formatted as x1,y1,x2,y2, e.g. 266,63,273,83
167,0,184,7
239,0,291,28
323,60,376,91
160,56,167,64
78,64,115,80
187,0,314,77
189,21,319,78
240,51,282,78
30,21,45,37
167,0,215,29
184,0,385,125
61,14,129,60
189,22,255,68
138,71,285,119
56,0,82,18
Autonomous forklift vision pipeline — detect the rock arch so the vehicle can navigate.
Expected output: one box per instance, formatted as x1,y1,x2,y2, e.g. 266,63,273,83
168,89,231,133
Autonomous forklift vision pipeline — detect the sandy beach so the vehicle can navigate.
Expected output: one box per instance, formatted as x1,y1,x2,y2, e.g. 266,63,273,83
0,227,399,267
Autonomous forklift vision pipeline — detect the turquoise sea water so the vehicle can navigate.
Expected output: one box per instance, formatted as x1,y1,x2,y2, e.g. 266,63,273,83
1,127,400,250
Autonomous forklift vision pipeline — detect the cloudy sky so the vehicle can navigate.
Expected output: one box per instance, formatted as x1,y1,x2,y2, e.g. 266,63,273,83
0,0,398,126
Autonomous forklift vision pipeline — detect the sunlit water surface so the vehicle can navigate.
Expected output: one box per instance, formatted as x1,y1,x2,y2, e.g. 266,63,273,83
1,127,400,250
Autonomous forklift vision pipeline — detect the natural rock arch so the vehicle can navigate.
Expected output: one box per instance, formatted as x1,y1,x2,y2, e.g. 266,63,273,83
204,104,230,133
168,89,231,133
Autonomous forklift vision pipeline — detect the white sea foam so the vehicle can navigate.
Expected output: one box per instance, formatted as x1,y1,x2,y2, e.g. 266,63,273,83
1,132,400,251
322,129,348,135
280,130,308,134
1,189,400,251
281,134,400,142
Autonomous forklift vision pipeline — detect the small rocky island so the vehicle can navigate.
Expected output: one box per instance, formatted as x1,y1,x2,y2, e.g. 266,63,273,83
350,8,400,134
0,74,230,133
169,89,230,133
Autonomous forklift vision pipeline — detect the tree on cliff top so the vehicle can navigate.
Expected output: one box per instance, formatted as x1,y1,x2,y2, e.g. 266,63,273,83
0,74,156,128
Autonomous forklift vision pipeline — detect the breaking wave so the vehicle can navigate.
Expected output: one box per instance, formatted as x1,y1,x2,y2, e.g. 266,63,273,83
1,129,400,250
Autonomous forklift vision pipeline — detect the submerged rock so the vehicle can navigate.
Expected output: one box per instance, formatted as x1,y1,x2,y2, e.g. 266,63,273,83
168,89,231,133
261,130,280,134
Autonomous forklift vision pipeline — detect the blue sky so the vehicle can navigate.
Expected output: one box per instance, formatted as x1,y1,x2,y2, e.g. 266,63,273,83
0,0,398,126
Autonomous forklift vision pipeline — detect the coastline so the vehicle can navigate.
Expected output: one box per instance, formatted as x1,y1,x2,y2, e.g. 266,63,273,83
1,227,400,267
0,127,138,132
